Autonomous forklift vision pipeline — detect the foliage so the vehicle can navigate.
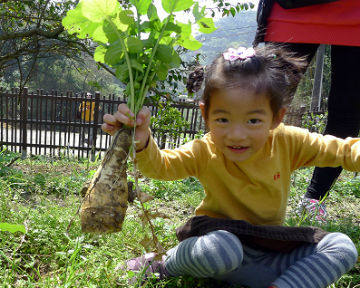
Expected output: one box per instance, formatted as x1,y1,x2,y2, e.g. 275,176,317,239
0,149,26,188
0,149,88,197
151,101,191,144
26,54,124,95
1,0,259,102
145,176,203,204
62,0,216,115
0,0,90,91
301,111,328,133
291,45,332,111
0,0,77,65
0,223,25,234
332,175,360,199
0,0,134,94
209,0,255,17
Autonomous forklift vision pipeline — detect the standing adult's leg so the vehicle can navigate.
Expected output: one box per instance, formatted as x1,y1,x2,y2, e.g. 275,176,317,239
305,45,360,200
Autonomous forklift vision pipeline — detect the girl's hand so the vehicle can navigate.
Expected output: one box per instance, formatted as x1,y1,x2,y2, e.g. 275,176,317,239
102,104,151,151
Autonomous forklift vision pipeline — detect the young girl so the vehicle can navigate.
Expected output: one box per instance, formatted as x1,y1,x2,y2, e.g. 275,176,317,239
102,45,358,288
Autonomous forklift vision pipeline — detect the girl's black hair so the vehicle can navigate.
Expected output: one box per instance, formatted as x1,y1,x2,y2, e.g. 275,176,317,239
187,44,307,121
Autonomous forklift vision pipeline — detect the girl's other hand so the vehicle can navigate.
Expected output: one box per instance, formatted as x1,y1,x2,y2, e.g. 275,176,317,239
102,104,151,151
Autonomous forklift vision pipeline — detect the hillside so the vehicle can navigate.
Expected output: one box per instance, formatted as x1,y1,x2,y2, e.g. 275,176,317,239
191,10,257,65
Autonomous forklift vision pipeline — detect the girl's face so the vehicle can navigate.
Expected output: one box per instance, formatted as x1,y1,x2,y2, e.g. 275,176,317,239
200,87,285,162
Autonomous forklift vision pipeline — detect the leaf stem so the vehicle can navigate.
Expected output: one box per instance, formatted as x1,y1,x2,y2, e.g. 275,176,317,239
106,16,135,112
137,13,173,114
133,10,142,110
136,69,156,112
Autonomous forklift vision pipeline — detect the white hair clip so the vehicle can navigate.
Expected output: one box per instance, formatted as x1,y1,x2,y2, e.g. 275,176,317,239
223,47,256,62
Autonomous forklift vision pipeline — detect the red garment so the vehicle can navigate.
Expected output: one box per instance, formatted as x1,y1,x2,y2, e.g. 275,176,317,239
264,0,360,46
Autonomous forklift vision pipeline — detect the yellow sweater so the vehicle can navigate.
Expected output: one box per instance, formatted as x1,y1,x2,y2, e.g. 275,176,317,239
136,124,360,226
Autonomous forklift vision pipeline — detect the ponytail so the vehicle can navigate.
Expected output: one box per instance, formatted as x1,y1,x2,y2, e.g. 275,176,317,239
186,66,205,94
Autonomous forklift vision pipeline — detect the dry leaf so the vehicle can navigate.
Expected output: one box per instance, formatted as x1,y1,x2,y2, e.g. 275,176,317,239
139,210,170,227
137,191,154,202
140,236,153,251
149,212,170,219
139,212,149,228
154,242,166,259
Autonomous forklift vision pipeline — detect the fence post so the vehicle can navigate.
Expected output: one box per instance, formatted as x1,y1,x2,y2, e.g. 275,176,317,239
20,87,28,159
91,91,100,161
311,44,325,112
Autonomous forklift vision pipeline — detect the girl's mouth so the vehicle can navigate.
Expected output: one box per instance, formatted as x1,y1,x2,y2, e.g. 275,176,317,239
228,146,249,153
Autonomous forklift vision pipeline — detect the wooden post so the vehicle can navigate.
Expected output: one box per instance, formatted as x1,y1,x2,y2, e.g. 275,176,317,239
20,87,28,159
311,44,325,112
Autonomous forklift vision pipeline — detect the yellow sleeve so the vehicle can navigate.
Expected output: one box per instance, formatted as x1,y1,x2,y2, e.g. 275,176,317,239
135,135,210,180
284,126,360,171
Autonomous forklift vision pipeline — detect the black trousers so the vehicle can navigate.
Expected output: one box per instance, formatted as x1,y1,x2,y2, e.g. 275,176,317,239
280,43,360,200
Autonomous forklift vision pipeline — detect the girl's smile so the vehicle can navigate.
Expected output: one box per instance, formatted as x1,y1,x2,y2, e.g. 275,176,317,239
228,146,250,153
200,87,284,162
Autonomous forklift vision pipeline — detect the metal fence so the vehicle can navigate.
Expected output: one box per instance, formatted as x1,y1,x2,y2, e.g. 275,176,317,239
0,87,204,159
0,87,323,160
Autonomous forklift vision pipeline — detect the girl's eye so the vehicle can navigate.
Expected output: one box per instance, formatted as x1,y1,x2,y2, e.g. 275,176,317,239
248,119,262,125
215,118,228,124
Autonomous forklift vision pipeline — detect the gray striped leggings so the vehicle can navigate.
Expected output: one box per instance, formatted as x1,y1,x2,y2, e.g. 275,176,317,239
164,230,358,288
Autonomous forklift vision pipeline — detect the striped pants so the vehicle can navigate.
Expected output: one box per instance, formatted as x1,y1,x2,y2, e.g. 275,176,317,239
164,230,358,288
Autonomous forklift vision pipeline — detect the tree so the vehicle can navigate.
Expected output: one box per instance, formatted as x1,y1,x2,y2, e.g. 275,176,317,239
0,0,115,93
0,0,256,96
208,0,255,17
26,54,124,94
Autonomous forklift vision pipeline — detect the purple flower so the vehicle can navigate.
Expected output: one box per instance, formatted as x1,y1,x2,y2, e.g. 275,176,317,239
223,47,256,62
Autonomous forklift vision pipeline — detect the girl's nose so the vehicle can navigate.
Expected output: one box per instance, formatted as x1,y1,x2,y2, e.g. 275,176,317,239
229,125,247,140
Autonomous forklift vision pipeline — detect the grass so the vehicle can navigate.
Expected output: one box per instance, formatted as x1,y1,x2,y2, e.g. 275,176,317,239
0,149,359,287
